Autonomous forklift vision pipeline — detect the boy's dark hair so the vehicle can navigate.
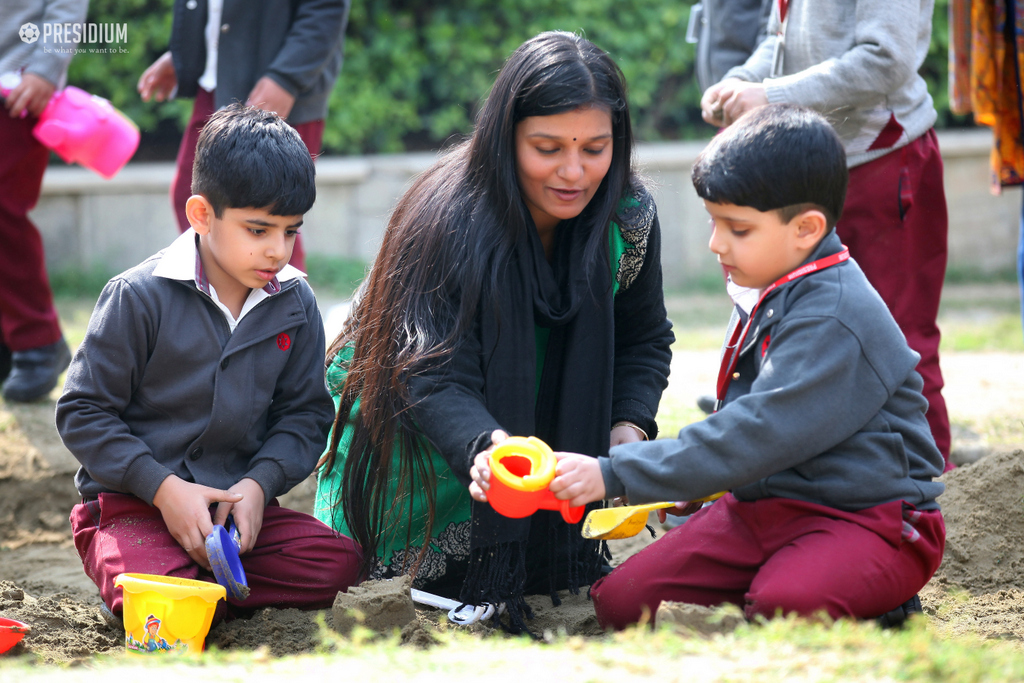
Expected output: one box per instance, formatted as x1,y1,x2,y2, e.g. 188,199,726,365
692,104,848,228
191,103,316,217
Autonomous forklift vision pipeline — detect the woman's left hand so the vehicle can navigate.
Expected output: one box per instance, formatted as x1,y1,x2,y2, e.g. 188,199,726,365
610,423,645,447
469,429,509,502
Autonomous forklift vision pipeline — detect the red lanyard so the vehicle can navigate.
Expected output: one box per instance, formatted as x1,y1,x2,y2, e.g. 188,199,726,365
778,0,789,24
715,247,849,405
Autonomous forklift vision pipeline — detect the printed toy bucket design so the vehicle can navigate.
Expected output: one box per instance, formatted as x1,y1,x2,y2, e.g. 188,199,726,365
113,573,225,654
487,436,584,524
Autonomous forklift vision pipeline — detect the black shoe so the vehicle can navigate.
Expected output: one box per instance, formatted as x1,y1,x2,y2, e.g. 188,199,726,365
1,338,72,403
877,594,923,629
0,344,10,385
697,394,716,415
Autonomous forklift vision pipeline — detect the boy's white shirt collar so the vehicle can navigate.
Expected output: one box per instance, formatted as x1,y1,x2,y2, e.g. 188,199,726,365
726,277,762,316
153,228,305,332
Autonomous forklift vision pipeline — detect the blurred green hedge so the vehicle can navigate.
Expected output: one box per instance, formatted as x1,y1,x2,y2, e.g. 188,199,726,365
68,0,969,157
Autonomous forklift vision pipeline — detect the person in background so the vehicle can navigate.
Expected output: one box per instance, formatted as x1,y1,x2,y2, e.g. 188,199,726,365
0,0,86,403
688,0,773,94
700,0,954,471
138,0,350,272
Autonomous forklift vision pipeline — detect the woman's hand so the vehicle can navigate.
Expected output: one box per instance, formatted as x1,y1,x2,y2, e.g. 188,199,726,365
610,423,645,447
469,429,509,502
550,453,606,508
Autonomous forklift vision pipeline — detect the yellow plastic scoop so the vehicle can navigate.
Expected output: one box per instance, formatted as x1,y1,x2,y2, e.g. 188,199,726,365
581,492,727,540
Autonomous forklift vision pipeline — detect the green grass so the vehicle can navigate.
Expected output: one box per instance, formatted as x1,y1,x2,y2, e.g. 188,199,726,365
7,606,1024,682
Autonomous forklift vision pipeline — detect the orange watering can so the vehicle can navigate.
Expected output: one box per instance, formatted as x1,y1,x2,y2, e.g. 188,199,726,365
487,436,584,524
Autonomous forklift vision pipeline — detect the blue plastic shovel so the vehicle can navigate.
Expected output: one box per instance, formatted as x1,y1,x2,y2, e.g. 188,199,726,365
205,517,249,600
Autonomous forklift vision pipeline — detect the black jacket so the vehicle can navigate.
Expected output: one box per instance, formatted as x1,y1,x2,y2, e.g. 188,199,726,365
169,0,350,124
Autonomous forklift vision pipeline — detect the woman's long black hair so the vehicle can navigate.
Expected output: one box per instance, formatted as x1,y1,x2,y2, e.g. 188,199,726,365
321,31,637,578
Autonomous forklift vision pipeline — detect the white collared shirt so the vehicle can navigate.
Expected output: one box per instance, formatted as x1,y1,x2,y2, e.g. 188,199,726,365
197,0,224,92
153,229,304,333
726,277,762,316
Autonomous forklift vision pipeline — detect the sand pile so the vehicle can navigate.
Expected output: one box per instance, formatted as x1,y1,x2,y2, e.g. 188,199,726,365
931,449,1024,594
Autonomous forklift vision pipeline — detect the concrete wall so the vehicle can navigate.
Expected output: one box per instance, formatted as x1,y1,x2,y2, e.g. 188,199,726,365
31,129,1021,290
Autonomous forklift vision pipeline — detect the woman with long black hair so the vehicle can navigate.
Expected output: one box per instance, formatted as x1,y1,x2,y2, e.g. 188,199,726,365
314,31,673,631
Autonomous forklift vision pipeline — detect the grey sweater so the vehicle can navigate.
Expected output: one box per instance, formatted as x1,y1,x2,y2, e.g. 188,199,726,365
723,0,938,167
600,232,945,511
56,249,335,506
1,0,87,88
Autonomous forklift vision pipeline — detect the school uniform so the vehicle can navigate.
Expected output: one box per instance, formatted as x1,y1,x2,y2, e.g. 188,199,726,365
58,230,360,615
591,231,946,628
723,0,953,465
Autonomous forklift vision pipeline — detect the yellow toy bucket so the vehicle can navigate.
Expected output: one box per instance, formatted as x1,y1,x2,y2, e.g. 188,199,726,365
113,573,225,654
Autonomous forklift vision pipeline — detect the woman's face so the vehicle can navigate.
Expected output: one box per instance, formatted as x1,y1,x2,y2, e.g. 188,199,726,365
515,106,614,233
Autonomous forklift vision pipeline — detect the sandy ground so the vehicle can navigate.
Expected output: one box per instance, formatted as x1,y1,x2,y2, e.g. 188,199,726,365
2,348,1024,662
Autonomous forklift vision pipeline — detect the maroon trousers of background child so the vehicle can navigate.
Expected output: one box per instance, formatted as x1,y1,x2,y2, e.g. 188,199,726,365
590,494,945,630
70,492,361,616
0,114,63,351
170,88,326,272
837,129,952,470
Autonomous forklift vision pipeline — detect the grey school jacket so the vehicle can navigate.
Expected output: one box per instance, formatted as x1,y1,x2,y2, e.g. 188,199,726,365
599,232,945,511
56,252,334,506
723,0,938,168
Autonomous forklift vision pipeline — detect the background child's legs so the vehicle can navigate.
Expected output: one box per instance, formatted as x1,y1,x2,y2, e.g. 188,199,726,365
591,495,945,629
71,493,362,616
837,130,950,468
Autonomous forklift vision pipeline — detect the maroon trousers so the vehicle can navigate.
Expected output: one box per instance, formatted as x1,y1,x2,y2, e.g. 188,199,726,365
170,88,325,272
591,495,945,630
70,492,361,617
0,114,62,351
837,130,952,469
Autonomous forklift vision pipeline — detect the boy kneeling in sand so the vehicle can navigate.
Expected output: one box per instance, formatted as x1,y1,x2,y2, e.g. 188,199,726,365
58,104,361,619
473,104,946,629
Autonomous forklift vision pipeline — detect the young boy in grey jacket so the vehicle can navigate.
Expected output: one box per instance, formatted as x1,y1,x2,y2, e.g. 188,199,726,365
698,0,952,470
475,104,946,629
57,104,361,618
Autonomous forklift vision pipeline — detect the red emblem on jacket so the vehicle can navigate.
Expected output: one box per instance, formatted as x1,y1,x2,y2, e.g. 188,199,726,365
761,334,771,358
277,333,291,351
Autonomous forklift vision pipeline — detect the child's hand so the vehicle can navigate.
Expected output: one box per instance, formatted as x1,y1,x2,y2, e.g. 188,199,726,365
656,501,705,524
213,478,265,554
550,453,606,508
468,429,509,503
5,73,55,118
137,52,177,103
152,475,243,570
700,80,734,127
246,76,296,119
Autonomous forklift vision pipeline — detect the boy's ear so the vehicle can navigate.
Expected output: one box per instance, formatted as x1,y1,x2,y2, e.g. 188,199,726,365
793,209,828,248
185,195,215,235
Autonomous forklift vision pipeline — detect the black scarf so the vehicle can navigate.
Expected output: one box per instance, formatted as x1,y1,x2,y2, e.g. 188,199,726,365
461,209,613,632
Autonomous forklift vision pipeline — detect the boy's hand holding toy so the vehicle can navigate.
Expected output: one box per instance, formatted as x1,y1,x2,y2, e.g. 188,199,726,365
152,475,243,570
212,477,265,555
